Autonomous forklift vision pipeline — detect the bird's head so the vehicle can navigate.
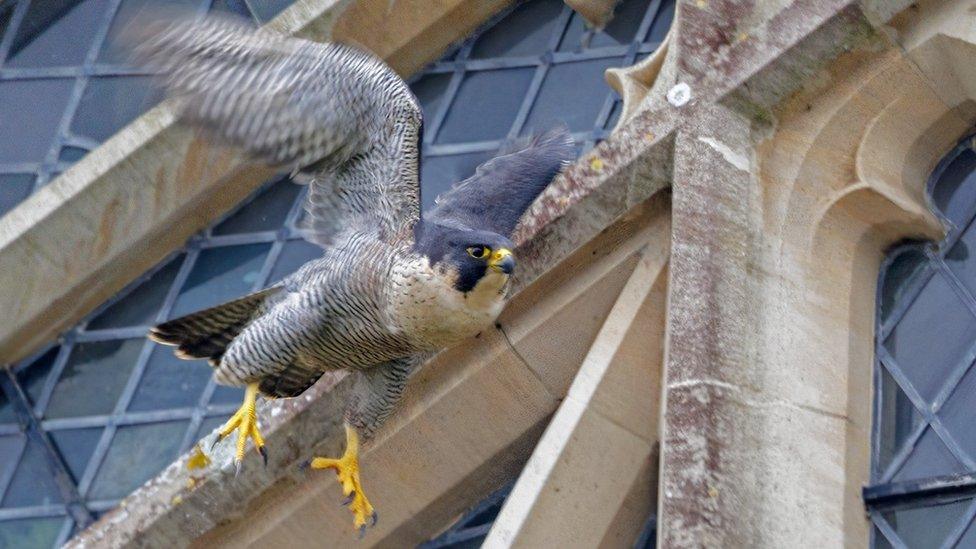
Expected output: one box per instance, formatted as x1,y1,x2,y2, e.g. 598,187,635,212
414,222,516,294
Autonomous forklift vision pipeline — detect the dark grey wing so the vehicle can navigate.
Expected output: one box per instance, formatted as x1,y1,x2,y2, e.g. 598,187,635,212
424,127,575,238
132,15,422,245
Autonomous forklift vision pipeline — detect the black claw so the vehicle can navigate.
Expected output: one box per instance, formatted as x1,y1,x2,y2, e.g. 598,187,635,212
369,511,378,528
258,446,268,467
298,459,312,472
234,459,243,478
342,491,355,506
358,525,367,540
210,434,224,452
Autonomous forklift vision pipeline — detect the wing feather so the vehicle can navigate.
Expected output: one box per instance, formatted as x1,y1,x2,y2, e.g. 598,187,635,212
131,14,422,245
425,127,575,238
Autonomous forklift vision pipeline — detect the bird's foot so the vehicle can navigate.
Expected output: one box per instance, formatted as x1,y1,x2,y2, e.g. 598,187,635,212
212,382,266,475
308,423,376,537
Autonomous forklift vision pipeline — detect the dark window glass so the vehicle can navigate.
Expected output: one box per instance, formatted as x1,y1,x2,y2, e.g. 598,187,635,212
559,0,651,51
469,0,564,59
1,439,63,507
16,346,59,409
58,146,88,163
876,367,923,474
521,57,622,134
436,68,536,144
127,345,211,412
932,147,976,228
71,76,163,142
86,255,183,331
879,247,929,323
0,435,26,491
168,243,271,318
646,0,674,42
410,72,453,126
0,391,15,424
870,135,976,546
892,428,966,482
44,339,143,419
0,79,75,164
5,0,108,68
87,420,187,500
98,0,207,64
882,498,971,549
212,180,301,235
883,273,976,403
243,0,294,23
0,174,34,217
0,517,65,549
49,427,103,482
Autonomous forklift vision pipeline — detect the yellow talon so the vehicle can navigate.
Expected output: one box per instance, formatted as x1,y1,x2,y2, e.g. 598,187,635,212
212,383,267,475
309,423,376,536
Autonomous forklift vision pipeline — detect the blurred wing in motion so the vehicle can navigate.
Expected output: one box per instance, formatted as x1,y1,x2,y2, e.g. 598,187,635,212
132,15,423,245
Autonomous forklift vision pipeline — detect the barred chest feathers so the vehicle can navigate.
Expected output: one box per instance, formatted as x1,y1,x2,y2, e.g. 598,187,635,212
389,254,509,349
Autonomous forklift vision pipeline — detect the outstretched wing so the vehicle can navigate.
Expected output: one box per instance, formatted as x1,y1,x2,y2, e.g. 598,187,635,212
131,14,422,245
425,127,575,238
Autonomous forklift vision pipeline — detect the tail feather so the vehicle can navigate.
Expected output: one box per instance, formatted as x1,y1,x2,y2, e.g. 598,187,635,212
149,286,281,365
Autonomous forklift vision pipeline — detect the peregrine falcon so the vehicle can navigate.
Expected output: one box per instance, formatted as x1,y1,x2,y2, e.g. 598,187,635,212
136,15,573,534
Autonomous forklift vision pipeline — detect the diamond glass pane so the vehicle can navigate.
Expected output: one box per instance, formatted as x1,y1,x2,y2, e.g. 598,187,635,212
212,179,301,235
0,391,14,424
435,68,536,143
0,79,74,164
48,427,102,483
883,272,976,403
2,439,63,508
16,346,59,409
4,0,108,68
88,420,187,500
892,427,967,482
879,247,930,324
71,76,163,142
877,366,923,474
0,174,34,217
521,57,622,134
127,345,211,412
882,498,971,549
0,0,293,211
0,517,65,549
469,0,564,59
44,339,143,419
932,146,976,228
85,255,183,331
168,243,272,318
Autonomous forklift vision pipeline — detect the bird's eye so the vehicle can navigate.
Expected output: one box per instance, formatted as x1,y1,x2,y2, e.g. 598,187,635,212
466,246,490,259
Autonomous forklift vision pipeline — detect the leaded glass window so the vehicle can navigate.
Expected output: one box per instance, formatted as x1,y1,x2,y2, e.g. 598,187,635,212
0,0,671,546
0,0,294,218
868,135,976,547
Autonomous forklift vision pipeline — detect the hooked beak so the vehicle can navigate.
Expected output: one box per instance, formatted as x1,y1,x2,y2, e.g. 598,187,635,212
489,248,515,274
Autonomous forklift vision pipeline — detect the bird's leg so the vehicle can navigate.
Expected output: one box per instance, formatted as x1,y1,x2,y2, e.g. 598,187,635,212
211,382,267,475
308,423,376,536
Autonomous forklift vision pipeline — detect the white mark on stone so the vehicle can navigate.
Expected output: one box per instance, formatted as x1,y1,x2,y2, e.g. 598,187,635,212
667,82,691,107
697,136,750,172
668,378,847,420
